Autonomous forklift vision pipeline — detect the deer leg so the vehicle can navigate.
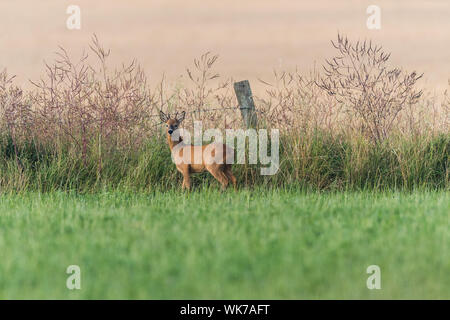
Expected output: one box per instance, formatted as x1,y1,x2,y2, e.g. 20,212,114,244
208,167,229,191
224,165,237,190
182,169,191,191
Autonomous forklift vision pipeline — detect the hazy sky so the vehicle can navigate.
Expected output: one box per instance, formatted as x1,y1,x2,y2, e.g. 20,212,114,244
1,0,449,93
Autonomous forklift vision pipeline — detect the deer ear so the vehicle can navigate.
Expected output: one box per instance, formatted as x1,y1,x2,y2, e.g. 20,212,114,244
159,111,168,123
176,111,186,123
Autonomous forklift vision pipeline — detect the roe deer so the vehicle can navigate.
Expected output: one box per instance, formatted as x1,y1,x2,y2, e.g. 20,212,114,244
159,111,237,191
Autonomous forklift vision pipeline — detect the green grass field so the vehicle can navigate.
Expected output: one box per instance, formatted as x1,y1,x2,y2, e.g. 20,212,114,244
0,189,448,299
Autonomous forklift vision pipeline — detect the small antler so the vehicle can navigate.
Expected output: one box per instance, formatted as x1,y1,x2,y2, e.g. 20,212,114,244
175,111,186,123
159,110,170,123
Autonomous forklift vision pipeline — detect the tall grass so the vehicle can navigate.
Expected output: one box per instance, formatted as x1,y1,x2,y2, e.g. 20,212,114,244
0,35,448,192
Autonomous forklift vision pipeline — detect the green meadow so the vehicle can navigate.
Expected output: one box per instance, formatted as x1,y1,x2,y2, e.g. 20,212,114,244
0,189,448,299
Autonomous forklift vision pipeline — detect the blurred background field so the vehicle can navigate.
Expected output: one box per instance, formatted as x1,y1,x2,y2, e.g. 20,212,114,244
1,0,449,94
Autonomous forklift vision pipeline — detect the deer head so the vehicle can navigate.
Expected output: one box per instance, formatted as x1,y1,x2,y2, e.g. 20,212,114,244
159,111,186,135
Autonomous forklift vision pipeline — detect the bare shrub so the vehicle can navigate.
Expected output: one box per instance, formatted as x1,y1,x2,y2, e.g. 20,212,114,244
394,90,449,137
180,52,220,112
0,70,33,138
256,69,342,133
0,69,32,169
317,34,423,143
444,82,450,131
173,52,241,131
30,36,158,169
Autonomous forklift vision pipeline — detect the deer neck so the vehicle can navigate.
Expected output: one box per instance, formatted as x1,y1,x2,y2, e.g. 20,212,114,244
167,133,183,151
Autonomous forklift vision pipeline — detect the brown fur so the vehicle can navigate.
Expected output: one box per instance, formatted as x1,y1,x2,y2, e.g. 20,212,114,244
160,111,237,191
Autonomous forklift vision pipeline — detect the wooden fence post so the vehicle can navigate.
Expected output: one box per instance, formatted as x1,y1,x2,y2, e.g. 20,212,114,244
234,80,257,128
